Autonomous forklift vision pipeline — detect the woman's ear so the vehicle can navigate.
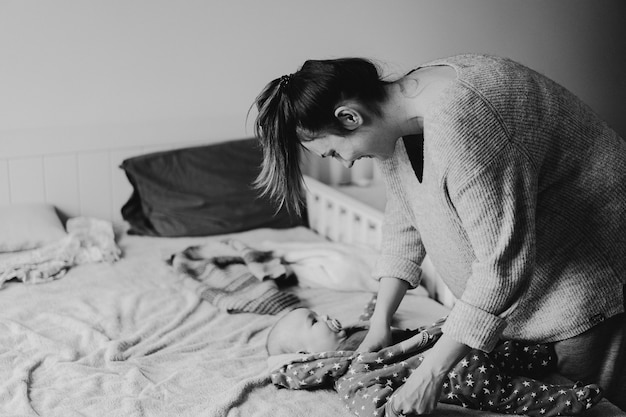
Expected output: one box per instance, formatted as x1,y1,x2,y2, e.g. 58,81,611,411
334,106,363,131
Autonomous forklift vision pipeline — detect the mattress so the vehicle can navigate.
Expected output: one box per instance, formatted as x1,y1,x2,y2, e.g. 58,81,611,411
1,226,622,417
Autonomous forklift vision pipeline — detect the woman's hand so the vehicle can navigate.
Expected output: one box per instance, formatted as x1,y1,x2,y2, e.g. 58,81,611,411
389,333,471,415
358,277,409,351
357,319,392,352
388,361,445,415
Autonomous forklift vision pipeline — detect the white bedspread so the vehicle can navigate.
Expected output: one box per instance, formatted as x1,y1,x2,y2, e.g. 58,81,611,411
1,227,623,417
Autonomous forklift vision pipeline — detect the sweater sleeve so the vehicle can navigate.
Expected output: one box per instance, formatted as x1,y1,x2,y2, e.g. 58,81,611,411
442,142,537,351
372,168,424,289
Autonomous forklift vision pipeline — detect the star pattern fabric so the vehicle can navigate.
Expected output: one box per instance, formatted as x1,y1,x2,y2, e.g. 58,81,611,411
270,320,602,417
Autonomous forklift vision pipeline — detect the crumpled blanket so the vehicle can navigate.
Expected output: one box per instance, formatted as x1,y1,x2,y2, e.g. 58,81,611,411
270,318,603,417
0,217,121,288
168,239,302,315
260,240,380,292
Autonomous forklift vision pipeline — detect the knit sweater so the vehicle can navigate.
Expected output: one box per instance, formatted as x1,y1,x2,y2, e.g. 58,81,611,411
373,54,626,352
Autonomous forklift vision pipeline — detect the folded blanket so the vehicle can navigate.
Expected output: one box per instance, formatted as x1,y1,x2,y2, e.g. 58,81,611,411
168,239,302,315
0,217,121,288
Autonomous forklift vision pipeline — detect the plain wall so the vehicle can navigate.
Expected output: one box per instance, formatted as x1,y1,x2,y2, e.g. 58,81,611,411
1,0,625,158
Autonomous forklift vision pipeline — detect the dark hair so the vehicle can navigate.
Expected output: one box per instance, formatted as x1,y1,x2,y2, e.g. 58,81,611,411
253,58,389,215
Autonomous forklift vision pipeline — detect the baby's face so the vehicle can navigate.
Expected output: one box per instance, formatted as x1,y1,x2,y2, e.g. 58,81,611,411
282,308,347,353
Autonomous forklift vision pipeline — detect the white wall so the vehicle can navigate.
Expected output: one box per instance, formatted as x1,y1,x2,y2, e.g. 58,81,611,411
1,0,624,159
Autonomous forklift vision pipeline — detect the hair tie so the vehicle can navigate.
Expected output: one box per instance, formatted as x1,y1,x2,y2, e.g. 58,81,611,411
278,74,293,91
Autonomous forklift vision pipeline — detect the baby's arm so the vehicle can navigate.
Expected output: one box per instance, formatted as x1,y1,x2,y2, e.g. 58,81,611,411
270,352,352,390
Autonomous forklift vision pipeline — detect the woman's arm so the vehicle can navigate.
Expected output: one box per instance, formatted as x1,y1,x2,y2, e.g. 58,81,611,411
442,141,537,352
358,165,424,351
372,159,426,290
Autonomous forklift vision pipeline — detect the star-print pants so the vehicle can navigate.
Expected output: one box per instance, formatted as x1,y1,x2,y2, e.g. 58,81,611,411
271,323,603,417
339,338,602,417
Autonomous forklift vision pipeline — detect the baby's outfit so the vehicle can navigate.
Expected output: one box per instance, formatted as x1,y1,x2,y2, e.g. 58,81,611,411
270,319,602,417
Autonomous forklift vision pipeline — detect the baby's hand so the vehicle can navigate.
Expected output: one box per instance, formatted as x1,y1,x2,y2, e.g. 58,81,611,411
356,321,392,352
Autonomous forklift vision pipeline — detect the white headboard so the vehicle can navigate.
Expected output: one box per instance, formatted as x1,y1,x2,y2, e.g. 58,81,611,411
0,139,211,225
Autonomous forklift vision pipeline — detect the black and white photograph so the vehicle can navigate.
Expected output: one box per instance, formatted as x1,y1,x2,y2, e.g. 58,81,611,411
1,1,625,416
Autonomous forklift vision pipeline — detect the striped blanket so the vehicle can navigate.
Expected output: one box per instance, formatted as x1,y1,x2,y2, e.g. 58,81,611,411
168,239,301,315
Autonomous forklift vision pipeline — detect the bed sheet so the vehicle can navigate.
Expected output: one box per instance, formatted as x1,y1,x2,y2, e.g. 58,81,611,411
0,226,622,417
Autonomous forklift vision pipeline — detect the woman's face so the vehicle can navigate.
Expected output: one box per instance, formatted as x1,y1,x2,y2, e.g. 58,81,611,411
300,127,396,168
299,103,401,167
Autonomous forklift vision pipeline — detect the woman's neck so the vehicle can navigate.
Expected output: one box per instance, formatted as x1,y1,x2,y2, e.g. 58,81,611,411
381,81,424,137
383,66,457,137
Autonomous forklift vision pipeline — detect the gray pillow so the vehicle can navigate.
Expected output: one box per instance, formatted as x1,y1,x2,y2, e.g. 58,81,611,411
120,138,303,237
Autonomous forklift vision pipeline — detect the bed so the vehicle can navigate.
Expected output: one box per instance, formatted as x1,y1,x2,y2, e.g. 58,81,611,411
0,138,623,417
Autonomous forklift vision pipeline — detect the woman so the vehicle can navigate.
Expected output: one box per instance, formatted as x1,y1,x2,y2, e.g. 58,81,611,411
252,54,626,414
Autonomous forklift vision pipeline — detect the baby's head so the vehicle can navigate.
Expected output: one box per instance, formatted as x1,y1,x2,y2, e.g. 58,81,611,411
266,307,347,355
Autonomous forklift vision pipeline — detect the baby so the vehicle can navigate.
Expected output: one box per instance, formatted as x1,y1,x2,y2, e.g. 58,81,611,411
267,307,603,417
266,306,423,355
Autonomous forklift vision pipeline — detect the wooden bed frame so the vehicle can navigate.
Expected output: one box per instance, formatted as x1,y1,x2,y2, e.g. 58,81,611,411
305,175,456,307
304,175,384,250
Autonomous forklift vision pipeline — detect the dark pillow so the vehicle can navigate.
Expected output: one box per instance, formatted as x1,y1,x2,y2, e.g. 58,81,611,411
120,138,303,237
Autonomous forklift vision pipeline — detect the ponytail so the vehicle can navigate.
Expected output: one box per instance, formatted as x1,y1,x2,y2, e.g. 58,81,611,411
253,58,388,215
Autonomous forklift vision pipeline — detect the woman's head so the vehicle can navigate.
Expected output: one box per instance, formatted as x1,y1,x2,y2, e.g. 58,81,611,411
253,58,390,214
265,307,347,355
